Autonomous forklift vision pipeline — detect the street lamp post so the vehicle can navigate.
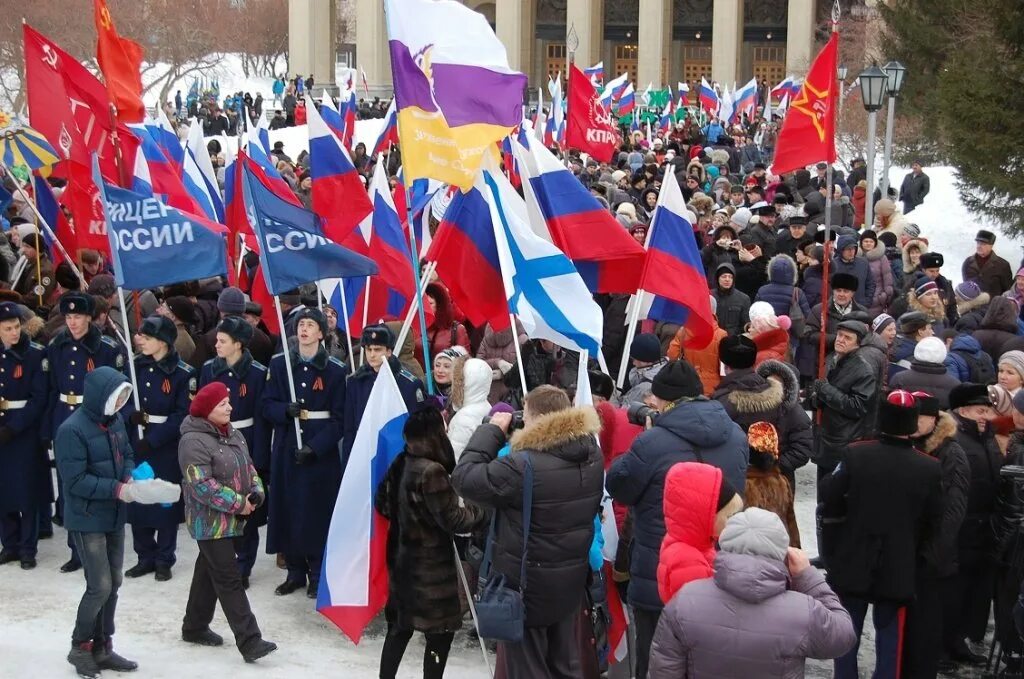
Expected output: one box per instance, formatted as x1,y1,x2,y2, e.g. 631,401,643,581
859,65,888,230
881,60,907,198
837,64,848,134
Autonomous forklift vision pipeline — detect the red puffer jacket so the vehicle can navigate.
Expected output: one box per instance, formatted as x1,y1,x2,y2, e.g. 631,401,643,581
657,461,722,603
595,401,644,532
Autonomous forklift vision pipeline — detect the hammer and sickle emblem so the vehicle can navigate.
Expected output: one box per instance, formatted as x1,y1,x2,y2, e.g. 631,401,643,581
100,7,113,30
41,45,58,70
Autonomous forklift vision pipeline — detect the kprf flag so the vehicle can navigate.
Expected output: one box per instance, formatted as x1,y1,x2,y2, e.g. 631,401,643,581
93,160,227,290
565,65,619,163
317,359,409,644
94,0,145,123
240,156,378,295
306,94,373,243
483,156,603,355
385,0,526,188
772,32,838,174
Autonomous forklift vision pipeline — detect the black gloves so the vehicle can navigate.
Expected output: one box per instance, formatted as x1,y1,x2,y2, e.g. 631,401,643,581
294,445,316,465
285,402,303,419
128,412,148,426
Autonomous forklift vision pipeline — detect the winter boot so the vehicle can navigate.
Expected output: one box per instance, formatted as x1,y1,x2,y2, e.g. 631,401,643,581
240,637,278,663
182,628,224,647
67,642,100,679
94,639,138,672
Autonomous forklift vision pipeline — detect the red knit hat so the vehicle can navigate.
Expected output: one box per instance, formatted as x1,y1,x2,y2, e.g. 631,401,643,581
190,382,229,418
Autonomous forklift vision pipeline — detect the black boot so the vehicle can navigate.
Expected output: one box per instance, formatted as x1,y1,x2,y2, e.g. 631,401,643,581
67,642,101,679
125,562,155,578
182,628,224,647
240,637,278,663
60,558,81,573
274,579,304,596
154,565,172,582
306,581,318,599
93,639,138,672
0,550,19,565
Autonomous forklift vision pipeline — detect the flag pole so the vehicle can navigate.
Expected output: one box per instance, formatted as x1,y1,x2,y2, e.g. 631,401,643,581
402,183,436,395
508,312,529,399
359,274,370,366
116,286,145,440
337,280,356,365
273,295,304,448
617,290,645,390
453,543,494,678
394,260,437,357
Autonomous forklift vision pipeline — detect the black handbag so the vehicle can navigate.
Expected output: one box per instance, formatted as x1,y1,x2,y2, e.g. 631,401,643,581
474,453,534,643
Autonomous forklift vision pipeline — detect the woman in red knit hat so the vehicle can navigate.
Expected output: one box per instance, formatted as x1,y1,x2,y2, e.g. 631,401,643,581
177,382,277,663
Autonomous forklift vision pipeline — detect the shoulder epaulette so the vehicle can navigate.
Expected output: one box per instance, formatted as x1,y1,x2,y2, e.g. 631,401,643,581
178,360,196,374
328,356,347,369
251,361,268,372
100,336,120,349
398,368,416,381
29,341,44,351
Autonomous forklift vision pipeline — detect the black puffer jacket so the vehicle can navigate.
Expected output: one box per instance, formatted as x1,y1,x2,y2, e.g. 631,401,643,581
375,440,486,634
712,264,751,338
711,360,812,483
798,299,869,379
810,346,879,468
915,412,970,578
607,397,748,611
888,359,961,410
452,407,603,627
954,414,1003,569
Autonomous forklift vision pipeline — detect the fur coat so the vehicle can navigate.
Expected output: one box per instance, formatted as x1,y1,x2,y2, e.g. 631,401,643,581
744,465,800,547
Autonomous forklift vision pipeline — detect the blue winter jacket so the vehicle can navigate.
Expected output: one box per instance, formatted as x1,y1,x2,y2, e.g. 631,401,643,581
606,398,748,611
55,367,135,533
945,334,995,382
755,254,812,321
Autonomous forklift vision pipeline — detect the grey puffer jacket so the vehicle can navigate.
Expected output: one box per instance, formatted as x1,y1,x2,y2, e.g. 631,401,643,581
648,551,856,678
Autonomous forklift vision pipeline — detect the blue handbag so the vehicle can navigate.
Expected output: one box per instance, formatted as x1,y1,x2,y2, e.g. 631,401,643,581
474,453,534,643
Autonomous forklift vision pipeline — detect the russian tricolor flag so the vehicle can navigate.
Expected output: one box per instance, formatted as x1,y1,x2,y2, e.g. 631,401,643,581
734,78,759,121
599,72,629,108
514,138,643,294
127,124,201,215
584,61,604,86
372,98,399,155
307,94,373,243
677,82,690,108
658,100,674,132
317,358,409,644
699,77,719,113
638,171,715,350
318,91,347,142
616,83,636,116
144,109,184,175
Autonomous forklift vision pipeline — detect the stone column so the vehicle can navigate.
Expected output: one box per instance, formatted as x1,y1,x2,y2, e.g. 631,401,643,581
638,0,673,88
288,0,337,87
566,0,603,68
497,0,535,79
711,0,743,85
786,0,815,73
355,0,392,92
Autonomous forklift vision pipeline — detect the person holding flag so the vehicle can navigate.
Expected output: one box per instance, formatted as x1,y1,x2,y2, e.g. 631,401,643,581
262,308,348,599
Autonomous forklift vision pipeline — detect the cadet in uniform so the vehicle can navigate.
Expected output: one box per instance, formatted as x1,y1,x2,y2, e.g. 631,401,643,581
343,324,425,466
262,308,346,598
0,302,49,569
122,316,195,581
198,316,270,589
45,292,126,573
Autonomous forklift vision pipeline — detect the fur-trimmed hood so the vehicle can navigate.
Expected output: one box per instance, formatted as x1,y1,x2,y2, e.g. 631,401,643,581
756,359,801,406
862,241,887,262
767,254,798,285
511,406,602,453
957,291,991,316
22,313,45,339
713,370,783,414
450,356,491,410
902,238,929,274
921,411,958,454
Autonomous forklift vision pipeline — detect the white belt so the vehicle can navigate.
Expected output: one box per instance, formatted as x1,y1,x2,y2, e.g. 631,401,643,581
59,393,82,406
300,410,331,421
146,414,168,424
232,418,255,429
0,399,27,410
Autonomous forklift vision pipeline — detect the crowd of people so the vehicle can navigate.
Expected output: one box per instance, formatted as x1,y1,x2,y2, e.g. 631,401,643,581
3,87,1024,679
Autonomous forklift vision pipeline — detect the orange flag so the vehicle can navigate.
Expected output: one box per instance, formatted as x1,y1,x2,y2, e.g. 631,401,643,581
94,0,145,123
771,32,839,175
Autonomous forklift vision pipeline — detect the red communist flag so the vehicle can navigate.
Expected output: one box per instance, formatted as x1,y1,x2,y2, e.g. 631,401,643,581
565,65,620,163
94,0,145,123
771,32,839,175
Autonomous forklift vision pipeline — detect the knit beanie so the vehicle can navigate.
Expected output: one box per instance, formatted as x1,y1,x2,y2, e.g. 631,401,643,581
651,360,703,401
717,477,739,512
999,351,1024,383
748,301,779,333
871,313,895,335
988,385,1014,416
630,333,662,363
718,508,789,563
954,281,982,303
747,421,779,458
914,337,947,364
217,287,247,315
190,382,229,418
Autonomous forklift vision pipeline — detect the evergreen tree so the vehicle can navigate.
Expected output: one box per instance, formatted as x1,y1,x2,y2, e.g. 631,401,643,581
880,0,1024,233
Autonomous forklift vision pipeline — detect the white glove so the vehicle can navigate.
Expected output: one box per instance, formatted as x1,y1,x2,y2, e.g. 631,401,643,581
491,369,502,381
124,479,181,505
497,360,514,375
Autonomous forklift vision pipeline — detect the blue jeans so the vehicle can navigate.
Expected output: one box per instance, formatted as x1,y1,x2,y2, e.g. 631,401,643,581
69,529,125,645
834,595,903,679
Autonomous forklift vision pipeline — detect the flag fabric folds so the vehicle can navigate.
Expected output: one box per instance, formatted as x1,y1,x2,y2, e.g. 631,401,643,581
565,65,619,163
699,77,719,113
639,172,715,350
583,62,604,86
371,99,399,155
317,358,409,644
240,156,378,296
513,139,644,294
94,162,227,290
384,0,527,188
307,95,374,243
94,0,145,123
482,157,603,355
772,33,839,175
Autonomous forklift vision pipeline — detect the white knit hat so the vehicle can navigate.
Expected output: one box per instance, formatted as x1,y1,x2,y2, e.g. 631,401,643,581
718,508,789,563
748,301,779,333
914,336,947,364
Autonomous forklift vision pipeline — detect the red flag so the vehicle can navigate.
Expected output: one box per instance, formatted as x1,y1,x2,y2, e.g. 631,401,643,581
565,65,620,163
94,0,145,124
771,32,839,175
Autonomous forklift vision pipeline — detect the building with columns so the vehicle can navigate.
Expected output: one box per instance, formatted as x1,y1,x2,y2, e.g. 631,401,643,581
345,0,847,98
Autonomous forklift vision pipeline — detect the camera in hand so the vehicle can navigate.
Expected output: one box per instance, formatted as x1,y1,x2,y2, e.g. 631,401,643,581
247,492,262,508
627,402,659,426
1000,465,1024,480
483,410,525,432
